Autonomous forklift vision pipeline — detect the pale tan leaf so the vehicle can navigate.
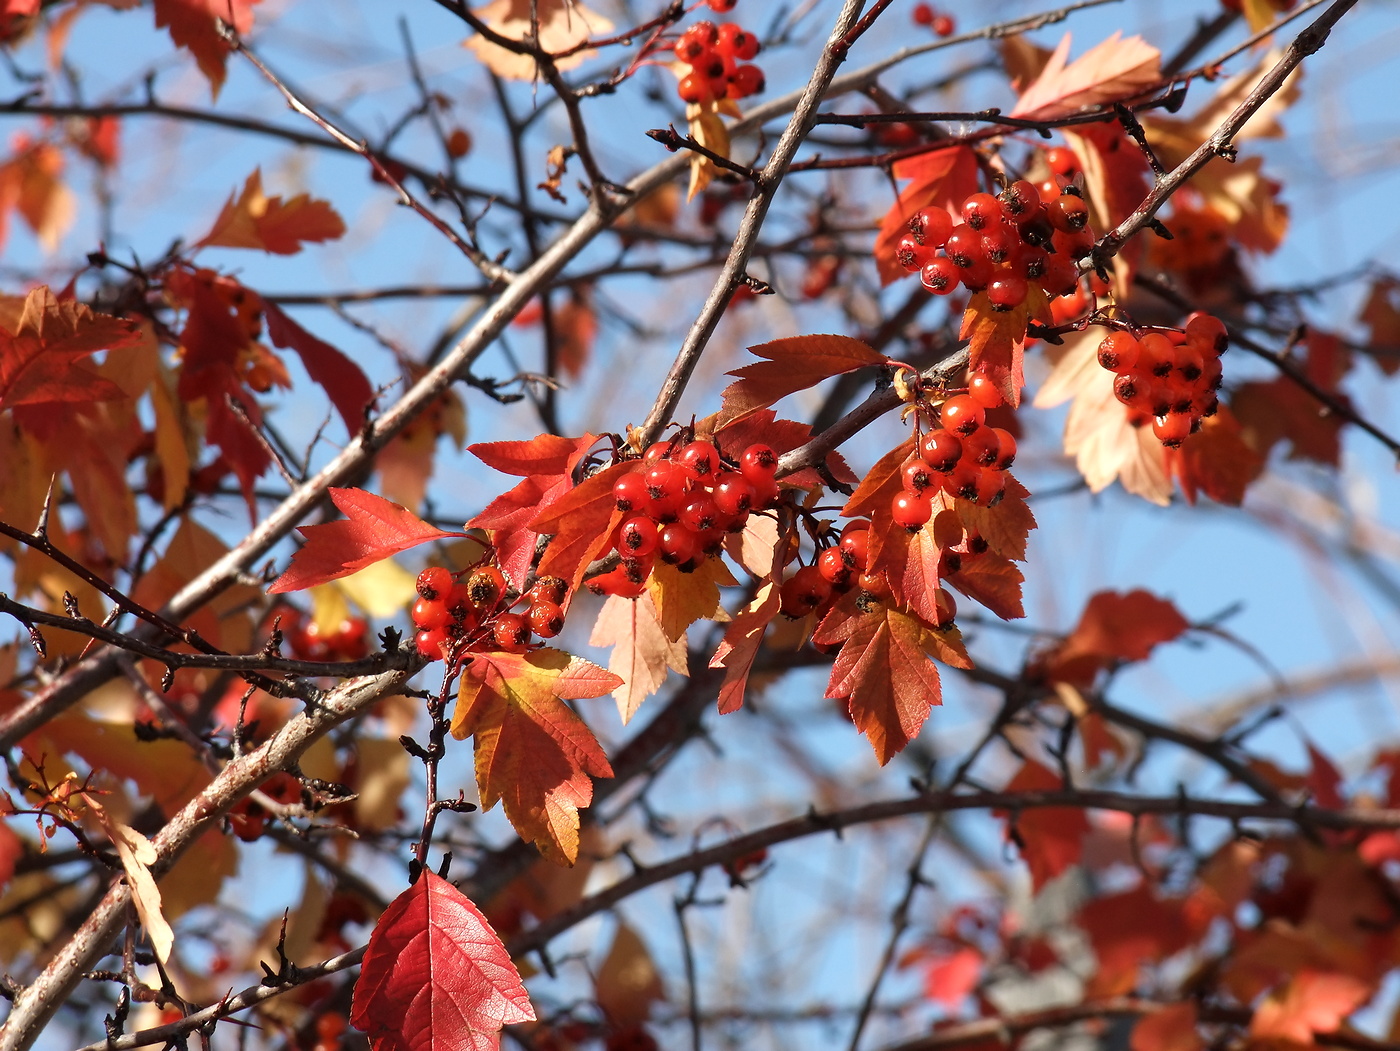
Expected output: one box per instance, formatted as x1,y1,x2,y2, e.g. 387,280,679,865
596,922,666,1027
589,592,687,724
687,107,729,202
353,738,413,833
1010,32,1161,121
91,807,175,966
463,0,612,81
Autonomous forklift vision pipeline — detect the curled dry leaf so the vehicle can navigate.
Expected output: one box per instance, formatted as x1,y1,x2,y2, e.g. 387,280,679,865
88,800,175,966
463,0,612,81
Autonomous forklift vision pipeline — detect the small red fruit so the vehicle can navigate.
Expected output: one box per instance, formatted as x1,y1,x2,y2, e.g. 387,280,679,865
940,395,985,435
891,491,933,530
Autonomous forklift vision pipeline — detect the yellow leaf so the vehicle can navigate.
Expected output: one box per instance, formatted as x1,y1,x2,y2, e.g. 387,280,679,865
686,105,729,202
335,556,419,619
646,556,735,644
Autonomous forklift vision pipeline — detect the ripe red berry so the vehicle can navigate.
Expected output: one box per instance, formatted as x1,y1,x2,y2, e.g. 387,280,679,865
676,72,708,103
717,23,760,60
1185,311,1229,353
909,207,953,249
679,492,722,533
1152,413,1193,448
706,0,737,11
919,429,963,472
528,576,568,606
1047,192,1089,232
960,428,1001,468
987,274,1028,311
416,628,448,661
946,461,981,501
412,596,449,631
713,474,756,516
613,470,650,512
1097,332,1141,373
980,224,1018,264
896,234,936,273
973,467,1007,507
967,373,1005,409
686,21,719,47
1046,146,1079,177
1138,333,1178,378
901,457,935,494
527,599,565,638
944,224,981,268
591,566,648,598
739,443,778,481
1040,252,1079,298
940,395,985,435
676,441,720,479
932,13,954,35
920,257,961,295
780,565,833,618
933,587,957,628
999,180,1041,220
857,570,889,599
492,612,531,652
817,546,853,587
466,565,507,609
958,255,995,292
912,2,934,25
727,64,765,98
838,521,870,571
961,193,1004,231
891,491,933,530
617,515,659,557
416,566,453,601
658,523,701,566
645,459,688,500
674,34,709,64
990,428,1017,471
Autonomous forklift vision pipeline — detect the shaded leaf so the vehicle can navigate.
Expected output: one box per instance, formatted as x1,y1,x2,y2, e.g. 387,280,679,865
154,0,260,97
0,285,138,412
997,759,1090,890
453,649,618,864
709,582,781,715
596,922,666,1028
946,553,1025,621
1040,589,1190,687
264,304,374,437
1164,404,1264,507
351,872,535,1051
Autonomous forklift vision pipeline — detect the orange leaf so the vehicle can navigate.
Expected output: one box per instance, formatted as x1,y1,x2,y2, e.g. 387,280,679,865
532,461,632,594
1359,277,1400,375
1164,404,1263,506
946,552,1025,621
709,582,781,715
0,285,138,412
842,437,914,521
874,146,979,284
997,759,1090,890
452,649,618,864
646,556,735,644
717,334,887,427
269,488,458,593
589,592,688,724
154,0,261,98
959,288,1049,407
198,169,345,254
1041,589,1190,687
463,0,612,80
1131,1003,1203,1051
954,476,1036,562
351,872,535,1051
813,594,949,764
1009,31,1160,121
1249,970,1371,1044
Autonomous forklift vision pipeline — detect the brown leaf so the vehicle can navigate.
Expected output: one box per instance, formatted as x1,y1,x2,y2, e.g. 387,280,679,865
997,759,1090,891
595,922,666,1028
199,169,345,255
1359,277,1400,374
718,334,887,427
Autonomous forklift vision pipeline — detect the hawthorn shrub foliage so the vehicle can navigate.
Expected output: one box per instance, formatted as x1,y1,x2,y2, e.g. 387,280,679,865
0,0,1396,1050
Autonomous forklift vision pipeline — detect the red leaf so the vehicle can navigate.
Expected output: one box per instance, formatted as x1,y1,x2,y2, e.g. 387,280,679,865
154,0,262,98
709,582,782,715
997,759,1090,890
946,552,1025,621
873,146,979,284
1078,885,1190,997
470,433,593,477
923,946,982,1010
264,304,373,437
1164,404,1264,506
531,462,632,595
717,334,887,427
1131,1002,1203,1051
954,476,1036,562
269,488,458,593
1039,589,1189,687
814,594,952,764
0,285,139,412
350,872,535,1051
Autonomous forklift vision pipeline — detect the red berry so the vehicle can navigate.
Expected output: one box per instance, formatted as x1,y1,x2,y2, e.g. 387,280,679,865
590,566,648,598
677,73,709,104
999,180,1041,220
940,395,984,435
857,570,889,599
901,457,935,494
706,0,737,11
932,13,954,35
717,23,759,60
713,474,756,516
1138,333,1178,378
674,33,709,63
686,21,719,47
527,600,565,639
613,470,651,512
528,576,568,606
492,612,531,652
1040,253,1079,298
1046,146,1079,177
967,373,1005,409
679,492,721,533
933,587,957,627
987,274,1028,311
466,566,506,609
1047,192,1089,232
727,64,765,98
838,521,870,571
891,491,933,530
990,428,1017,471
1019,245,1049,281
658,523,701,566
676,440,720,479
779,565,832,617
909,207,953,249
946,461,981,501
618,515,659,557
416,628,447,661
980,224,1018,264
958,255,995,292
1152,413,1193,448
920,257,961,295
919,430,963,472
643,441,671,462
1097,332,1141,373
944,224,981,268
897,233,936,273
961,193,1004,231
960,428,1001,468
973,467,1006,507
1185,311,1228,353
645,459,688,500
912,2,934,25
416,566,453,601
739,443,778,481
817,546,853,587
412,597,449,631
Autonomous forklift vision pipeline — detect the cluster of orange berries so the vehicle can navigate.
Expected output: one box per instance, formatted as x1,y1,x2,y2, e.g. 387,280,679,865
284,611,369,662
777,519,871,619
673,18,763,105
896,181,1095,309
912,3,955,35
410,565,568,661
595,438,782,597
891,376,1018,528
1097,312,1228,448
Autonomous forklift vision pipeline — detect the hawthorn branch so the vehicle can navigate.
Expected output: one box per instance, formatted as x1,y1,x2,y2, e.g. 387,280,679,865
1089,0,1359,272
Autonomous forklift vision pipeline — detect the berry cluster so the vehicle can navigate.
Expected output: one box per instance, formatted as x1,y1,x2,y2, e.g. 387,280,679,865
228,771,301,842
595,438,782,596
673,20,763,105
893,389,1018,527
912,3,955,35
1097,312,1228,448
895,181,1094,309
284,611,369,662
778,519,871,618
410,565,568,661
